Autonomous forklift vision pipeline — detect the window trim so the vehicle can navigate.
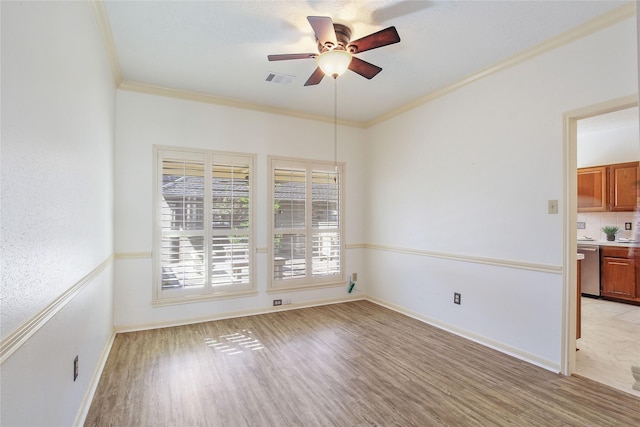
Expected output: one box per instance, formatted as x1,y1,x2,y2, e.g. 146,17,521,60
153,145,257,305
268,156,346,292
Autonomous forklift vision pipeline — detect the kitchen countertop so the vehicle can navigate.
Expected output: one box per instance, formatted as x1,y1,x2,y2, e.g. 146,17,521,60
577,239,640,248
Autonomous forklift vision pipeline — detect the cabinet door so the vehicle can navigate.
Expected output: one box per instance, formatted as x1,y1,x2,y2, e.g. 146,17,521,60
601,256,636,298
578,166,607,212
609,162,639,211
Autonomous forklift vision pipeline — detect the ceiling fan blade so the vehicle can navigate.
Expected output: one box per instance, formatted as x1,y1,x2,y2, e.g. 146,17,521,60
307,16,337,47
348,57,382,79
268,53,317,61
347,26,400,54
304,67,325,86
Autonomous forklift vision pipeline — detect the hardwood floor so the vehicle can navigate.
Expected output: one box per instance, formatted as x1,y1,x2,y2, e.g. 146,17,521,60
85,301,640,426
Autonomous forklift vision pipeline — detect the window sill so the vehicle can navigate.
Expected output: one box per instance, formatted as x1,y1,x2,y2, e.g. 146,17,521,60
267,280,347,294
152,289,259,307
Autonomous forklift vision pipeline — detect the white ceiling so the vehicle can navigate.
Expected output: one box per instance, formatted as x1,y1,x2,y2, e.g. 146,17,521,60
103,0,632,124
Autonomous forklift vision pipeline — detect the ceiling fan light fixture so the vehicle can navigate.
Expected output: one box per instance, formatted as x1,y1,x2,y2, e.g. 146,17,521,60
316,49,352,78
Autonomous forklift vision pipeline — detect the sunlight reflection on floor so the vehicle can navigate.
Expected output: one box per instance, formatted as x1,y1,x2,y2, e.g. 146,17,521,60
204,329,265,355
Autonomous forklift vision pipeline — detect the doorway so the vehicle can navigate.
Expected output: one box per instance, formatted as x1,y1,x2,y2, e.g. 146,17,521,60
563,95,639,396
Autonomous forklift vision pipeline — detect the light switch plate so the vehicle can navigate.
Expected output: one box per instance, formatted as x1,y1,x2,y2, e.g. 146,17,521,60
548,200,558,214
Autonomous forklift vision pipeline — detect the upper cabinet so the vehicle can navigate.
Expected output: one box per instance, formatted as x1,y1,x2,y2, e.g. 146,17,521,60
578,166,607,211
608,162,639,211
578,162,639,212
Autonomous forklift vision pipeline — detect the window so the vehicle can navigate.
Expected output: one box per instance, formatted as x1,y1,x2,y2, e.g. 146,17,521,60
154,147,255,304
269,157,344,290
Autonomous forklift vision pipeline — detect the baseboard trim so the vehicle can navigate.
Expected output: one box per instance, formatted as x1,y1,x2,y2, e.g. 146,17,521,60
73,329,116,427
114,294,366,333
366,296,561,373
0,254,114,365
113,292,558,373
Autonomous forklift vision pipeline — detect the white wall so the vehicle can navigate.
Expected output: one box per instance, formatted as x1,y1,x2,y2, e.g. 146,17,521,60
363,17,638,370
0,1,116,425
577,109,639,167
113,91,366,329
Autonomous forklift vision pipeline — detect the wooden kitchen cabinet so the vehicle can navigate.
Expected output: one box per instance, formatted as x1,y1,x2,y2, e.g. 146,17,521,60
578,166,607,212
601,246,636,301
608,162,639,211
602,257,636,298
578,162,639,212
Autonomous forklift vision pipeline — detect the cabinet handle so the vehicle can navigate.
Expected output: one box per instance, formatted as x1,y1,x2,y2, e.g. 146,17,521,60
578,247,598,252
608,261,630,266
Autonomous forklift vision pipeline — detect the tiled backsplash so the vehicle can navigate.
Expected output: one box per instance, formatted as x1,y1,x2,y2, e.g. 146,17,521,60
577,211,640,240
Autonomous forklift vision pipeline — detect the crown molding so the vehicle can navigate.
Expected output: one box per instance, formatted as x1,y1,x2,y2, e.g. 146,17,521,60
364,3,637,128
89,0,123,85
118,81,366,128
91,2,635,129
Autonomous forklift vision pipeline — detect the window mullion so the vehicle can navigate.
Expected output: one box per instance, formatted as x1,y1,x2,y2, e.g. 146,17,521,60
204,154,213,292
305,165,313,279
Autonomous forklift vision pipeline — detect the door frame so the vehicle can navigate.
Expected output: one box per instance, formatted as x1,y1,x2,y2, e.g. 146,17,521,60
561,94,638,375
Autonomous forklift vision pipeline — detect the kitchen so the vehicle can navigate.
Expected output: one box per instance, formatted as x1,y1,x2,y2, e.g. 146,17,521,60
575,106,640,397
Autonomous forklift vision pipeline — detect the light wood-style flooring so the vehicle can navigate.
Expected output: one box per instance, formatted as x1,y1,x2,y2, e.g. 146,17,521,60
576,296,640,397
85,300,640,426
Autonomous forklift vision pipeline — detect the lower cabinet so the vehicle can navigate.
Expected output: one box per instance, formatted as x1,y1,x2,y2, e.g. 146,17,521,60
601,246,637,301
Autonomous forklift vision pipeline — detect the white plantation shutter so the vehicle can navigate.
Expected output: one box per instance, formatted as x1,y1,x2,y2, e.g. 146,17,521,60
155,148,255,303
160,156,206,290
311,170,341,277
270,157,344,290
273,168,307,280
210,162,251,286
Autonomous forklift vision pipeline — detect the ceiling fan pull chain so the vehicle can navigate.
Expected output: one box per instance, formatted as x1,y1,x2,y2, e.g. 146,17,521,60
334,76,338,183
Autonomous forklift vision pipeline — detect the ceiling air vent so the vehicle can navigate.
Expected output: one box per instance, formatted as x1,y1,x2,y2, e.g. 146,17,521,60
265,72,295,85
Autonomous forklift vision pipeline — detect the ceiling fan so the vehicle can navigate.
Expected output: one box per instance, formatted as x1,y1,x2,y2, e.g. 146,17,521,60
268,16,401,86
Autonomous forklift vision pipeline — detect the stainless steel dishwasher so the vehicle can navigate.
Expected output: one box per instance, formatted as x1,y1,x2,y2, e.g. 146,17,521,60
578,244,600,297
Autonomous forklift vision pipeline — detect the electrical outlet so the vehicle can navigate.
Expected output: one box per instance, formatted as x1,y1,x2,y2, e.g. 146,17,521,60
625,222,632,230
283,299,291,305
273,299,282,306
454,292,461,305
352,272,357,281
73,356,79,381
577,222,586,229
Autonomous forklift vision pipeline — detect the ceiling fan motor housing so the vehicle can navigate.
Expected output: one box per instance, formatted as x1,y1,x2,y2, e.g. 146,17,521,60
318,23,353,53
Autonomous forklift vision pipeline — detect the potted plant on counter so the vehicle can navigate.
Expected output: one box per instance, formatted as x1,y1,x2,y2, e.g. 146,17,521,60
601,226,620,241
